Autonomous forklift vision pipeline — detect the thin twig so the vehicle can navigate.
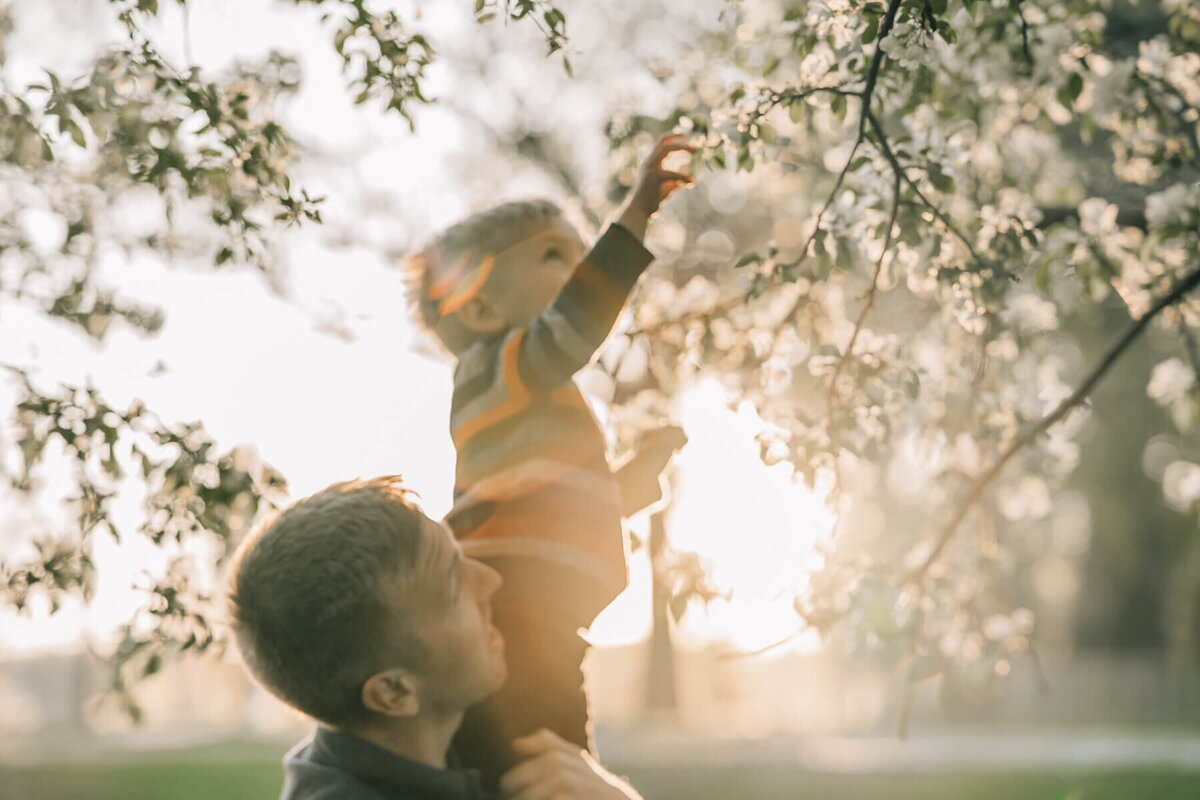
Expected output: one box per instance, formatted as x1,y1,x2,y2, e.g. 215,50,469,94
828,170,902,404
1015,0,1032,65
622,295,745,340
1179,317,1200,387
910,262,1200,582
1145,73,1200,170
865,109,989,271
860,0,903,140
776,0,904,323
720,625,808,660
1027,639,1050,694
181,1,194,69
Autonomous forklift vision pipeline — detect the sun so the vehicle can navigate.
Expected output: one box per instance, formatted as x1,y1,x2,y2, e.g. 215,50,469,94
588,377,835,655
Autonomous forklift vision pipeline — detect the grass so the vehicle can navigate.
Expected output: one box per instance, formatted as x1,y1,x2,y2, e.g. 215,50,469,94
3,742,1200,800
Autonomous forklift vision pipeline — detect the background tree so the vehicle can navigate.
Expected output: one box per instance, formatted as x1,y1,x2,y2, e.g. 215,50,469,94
2,0,1199,727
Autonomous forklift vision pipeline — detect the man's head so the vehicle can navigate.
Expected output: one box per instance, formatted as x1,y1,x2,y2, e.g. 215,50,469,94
408,199,586,355
226,476,505,730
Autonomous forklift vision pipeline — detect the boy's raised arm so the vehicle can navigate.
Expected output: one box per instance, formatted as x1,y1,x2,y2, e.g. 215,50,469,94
519,133,696,391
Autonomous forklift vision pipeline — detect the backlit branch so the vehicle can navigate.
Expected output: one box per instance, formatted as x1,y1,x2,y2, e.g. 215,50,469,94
910,261,1200,582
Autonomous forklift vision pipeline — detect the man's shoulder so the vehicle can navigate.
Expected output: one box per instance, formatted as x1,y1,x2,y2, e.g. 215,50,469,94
279,738,391,800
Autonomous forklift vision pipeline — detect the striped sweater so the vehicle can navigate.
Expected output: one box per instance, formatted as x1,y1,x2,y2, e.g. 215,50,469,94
444,223,655,630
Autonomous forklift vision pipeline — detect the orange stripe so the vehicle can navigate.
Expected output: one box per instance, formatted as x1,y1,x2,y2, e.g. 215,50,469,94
572,259,627,310
459,517,626,571
452,331,532,449
439,252,496,316
551,384,589,410
428,250,471,299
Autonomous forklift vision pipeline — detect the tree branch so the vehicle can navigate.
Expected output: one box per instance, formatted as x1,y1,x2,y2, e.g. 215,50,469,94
1144,73,1200,170
910,261,1200,582
1179,317,1200,387
865,108,989,271
775,0,904,322
1015,0,1033,65
828,170,902,404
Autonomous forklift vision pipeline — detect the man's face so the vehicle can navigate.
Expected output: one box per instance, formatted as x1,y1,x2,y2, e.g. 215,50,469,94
484,216,586,328
395,517,507,713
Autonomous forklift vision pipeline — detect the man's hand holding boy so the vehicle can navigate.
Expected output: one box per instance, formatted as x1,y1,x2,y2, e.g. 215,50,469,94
500,729,643,800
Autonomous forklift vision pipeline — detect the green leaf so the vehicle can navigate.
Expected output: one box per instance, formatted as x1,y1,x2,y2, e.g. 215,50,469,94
735,252,762,269
789,98,805,123
474,0,485,12
64,119,86,148
837,240,854,271
1034,259,1052,294
759,123,776,144
737,143,755,172
762,56,780,77
813,249,833,279
928,166,955,193
215,246,233,265
1080,114,1095,144
862,16,879,45
475,11,496,23
1068,73,1084,101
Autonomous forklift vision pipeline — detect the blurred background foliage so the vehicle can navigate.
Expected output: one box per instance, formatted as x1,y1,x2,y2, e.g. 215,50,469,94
0,0,1199,737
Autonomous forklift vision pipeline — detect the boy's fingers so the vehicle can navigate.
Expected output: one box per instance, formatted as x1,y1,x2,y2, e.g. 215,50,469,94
653,141,699,161
651,135,698,159
656,170,694,184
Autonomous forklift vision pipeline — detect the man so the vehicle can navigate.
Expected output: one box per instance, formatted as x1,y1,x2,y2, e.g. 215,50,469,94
226,475,641,800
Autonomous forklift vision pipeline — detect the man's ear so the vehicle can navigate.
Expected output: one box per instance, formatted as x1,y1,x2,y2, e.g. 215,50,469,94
457,295,507,334
362,669,421,718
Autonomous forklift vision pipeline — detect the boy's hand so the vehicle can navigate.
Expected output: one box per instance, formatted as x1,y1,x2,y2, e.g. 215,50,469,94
616,424,688,516
500,729,643,800
616,132,697,241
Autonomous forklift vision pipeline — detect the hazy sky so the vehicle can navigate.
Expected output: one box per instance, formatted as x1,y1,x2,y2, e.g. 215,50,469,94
0,0,827,659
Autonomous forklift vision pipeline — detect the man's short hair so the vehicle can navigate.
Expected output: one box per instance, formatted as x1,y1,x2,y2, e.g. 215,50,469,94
226,476,434,727
405,199,564,355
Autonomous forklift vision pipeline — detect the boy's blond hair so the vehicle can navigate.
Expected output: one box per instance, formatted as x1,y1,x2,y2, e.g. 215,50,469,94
407,199,565,355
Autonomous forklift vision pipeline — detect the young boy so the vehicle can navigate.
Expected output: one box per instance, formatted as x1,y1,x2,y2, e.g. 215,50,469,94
407,133,695,786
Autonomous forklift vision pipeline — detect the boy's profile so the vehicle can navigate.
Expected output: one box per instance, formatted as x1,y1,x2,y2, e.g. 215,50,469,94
407,132,696,786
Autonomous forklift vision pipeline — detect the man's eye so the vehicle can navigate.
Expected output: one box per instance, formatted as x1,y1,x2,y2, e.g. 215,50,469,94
543,248,562,261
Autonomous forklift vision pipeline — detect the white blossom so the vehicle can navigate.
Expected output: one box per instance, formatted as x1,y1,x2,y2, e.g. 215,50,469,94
1147,357,1195,406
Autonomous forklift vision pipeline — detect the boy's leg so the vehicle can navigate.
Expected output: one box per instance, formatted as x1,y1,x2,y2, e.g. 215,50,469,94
452,606,591,789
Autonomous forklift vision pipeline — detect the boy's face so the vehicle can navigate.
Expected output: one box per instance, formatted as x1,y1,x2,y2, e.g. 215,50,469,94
482,216,585,329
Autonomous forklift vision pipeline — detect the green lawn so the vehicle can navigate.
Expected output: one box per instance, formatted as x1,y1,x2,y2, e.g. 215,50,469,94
4,742,1200,800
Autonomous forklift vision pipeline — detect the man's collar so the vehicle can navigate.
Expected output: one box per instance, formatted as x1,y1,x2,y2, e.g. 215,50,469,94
307,725,491,800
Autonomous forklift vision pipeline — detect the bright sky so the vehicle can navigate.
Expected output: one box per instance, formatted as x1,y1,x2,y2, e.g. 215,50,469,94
0,0,830,659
